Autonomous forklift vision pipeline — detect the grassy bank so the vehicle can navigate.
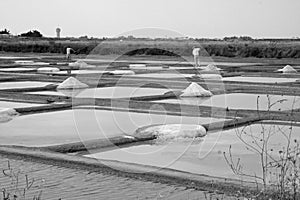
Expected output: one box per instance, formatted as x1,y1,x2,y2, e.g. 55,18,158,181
1,37,300,59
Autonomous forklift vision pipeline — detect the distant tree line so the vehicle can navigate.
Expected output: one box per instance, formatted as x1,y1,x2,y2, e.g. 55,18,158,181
0,29,43,37
19,30,43,38
0,29,10,35
0,30,300,58
223,36,254,41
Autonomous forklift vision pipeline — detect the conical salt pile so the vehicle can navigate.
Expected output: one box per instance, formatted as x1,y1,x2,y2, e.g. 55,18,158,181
180,82,213,97
277,65,297,73
203,64,221,71
0,108,19,123
69,61,95,69
57,77,88,90
37,67,60,73
69,60,87,67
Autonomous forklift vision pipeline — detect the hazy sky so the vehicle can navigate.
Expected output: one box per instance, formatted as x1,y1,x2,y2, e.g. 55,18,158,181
1,0,299,38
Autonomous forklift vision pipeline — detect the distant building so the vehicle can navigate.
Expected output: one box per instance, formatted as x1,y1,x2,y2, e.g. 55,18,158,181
56,28,61,38
0,34,12,38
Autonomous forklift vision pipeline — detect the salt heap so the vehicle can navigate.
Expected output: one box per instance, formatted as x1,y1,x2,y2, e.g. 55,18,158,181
203,64,221,71
37,67,60,74
107,70,135,75
15,61,49,66
135,124,207,140
0,108,19,123
277,65,297,73
69,61,96,69
14,60,34,65
180,82,213,97
57,77,88,90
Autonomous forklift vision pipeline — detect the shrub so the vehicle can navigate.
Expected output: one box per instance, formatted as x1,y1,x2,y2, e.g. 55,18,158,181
20,30,43,38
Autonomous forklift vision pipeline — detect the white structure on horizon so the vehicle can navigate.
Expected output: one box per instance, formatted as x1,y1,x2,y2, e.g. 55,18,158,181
56,27,61,38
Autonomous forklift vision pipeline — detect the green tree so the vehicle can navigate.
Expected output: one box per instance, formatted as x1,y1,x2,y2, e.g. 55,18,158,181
0,29,10,34
20,30,43,38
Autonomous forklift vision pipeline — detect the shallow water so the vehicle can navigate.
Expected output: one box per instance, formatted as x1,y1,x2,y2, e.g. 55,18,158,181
155,93,300,111
51,69,106,75
0,56,35,59
76,87,172,98
132,73,194,79
87,123,300,181
0,109,224,146
29,86,173,98
0,100,43,108
222,76,298,83
80,58,260,66
0,67,37,72
0,81,54,89
0,155,211,200
130,66,195,70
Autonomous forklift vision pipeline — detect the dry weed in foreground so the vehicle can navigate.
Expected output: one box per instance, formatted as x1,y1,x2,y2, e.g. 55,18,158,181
224,95,300,199
1,160,44,200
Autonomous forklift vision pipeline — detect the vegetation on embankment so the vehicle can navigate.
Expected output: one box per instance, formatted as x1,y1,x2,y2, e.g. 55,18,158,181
0,37,300,58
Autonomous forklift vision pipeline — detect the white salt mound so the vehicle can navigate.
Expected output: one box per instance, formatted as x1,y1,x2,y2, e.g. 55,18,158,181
0,108,19,123
57,77,89,90
69,61,95,69
14,60,34,64
15,61,49,66
108,70,135,75
0,68,36,72
277,65,297,73
69,61,87,67
180,82,213,97
37,67,60,73
138,124,207,140
203,64,221,71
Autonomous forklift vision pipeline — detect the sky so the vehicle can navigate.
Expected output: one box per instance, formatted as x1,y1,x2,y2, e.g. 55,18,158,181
0,0,299,39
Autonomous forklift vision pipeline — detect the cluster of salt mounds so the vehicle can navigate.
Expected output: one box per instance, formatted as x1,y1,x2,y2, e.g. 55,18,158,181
69,61,96,69
135,124,207,140
180,82,213,97
57,77,88,90
37,67,60,73
277,65,297,73
0,108,19,123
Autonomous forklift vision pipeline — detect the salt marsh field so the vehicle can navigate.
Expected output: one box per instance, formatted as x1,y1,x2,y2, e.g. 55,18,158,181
0,54,300,199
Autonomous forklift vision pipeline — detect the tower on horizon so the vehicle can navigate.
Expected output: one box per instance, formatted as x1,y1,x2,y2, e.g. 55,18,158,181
56,27,61,38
